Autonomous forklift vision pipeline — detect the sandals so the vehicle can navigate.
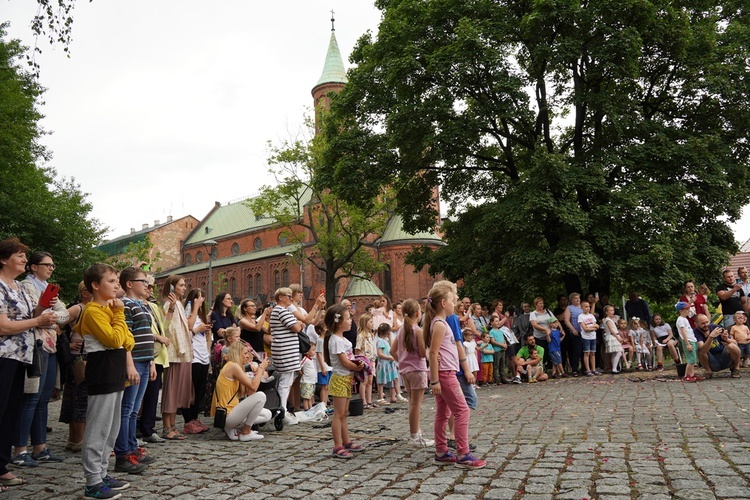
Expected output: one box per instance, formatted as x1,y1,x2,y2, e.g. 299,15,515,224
731,370,742,379
0,476,27,486
162,426,187,441
332,446,353,459
344,441,364,452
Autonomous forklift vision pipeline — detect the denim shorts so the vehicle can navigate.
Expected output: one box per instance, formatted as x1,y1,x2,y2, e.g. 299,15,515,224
582,338,596,353
549,350,562,365
457,373,477,410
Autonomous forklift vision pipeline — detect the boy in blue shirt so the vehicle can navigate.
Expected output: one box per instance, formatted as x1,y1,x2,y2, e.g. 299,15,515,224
548,318,566,378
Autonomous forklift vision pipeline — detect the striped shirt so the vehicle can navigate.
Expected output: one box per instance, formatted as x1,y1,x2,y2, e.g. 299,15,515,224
123,297,154,362
270,305,300,372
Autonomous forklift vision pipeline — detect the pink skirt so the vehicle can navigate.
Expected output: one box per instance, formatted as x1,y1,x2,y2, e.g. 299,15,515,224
161,362,194,414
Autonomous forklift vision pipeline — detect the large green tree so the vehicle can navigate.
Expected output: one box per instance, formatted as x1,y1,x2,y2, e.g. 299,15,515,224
247,117,395,304
324,0,750,303
0,24,105,302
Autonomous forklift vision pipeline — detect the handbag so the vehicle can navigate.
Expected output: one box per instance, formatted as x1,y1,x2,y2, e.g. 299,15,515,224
57,331,74,366
213,385,239,428
71,355,86,385
27,338,44,378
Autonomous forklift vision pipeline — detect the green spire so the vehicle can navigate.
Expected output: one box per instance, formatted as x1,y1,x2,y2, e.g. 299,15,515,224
314,13,347,87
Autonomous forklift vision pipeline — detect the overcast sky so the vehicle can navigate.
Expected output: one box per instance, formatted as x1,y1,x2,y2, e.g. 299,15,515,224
4,1,750,245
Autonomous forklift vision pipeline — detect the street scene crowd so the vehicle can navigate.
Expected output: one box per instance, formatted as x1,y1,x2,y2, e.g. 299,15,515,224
0,236,749,498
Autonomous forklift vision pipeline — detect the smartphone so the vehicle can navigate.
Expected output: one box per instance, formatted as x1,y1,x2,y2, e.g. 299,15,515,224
320,289,325,296
169,284,175,294
39,284,60,308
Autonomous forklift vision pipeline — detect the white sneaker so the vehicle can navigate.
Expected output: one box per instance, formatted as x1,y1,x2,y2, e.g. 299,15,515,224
224,428,239,441
408,433,435,447
283,413,299,426
512,376,522,384
239,430,264,441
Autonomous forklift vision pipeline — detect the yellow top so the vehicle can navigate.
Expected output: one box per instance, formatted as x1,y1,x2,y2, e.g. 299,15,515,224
210,361,240,416
74,302,133,351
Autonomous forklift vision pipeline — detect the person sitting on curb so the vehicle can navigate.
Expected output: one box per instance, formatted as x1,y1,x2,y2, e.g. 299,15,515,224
512,335,548,383
693,314,741,379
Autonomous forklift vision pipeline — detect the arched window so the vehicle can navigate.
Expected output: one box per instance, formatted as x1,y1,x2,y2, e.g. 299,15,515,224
274,270,281,290
196,251,203,263
231,242,240,255
282,269,290,287
254,237,262,250
185,253,192,265
211,246,219,259
247,274,253,297
230,278,236,300
255,273,262,295
278,233,288,245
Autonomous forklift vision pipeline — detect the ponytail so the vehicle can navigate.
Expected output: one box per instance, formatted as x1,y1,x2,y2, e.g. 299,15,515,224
423,281,456,348
401,299,420,353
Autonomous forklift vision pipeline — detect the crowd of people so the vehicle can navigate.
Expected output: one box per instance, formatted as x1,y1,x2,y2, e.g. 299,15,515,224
1,234,749,495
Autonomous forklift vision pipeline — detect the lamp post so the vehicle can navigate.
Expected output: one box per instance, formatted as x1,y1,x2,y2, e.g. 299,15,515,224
204,239,218,302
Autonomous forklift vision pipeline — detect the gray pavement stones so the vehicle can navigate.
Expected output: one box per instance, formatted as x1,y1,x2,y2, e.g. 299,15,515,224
4,370,750,498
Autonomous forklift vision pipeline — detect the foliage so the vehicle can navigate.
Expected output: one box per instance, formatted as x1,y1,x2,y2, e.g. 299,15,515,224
246,115,395,304
105,234,161,273
0,24,105,302
324,0,750,305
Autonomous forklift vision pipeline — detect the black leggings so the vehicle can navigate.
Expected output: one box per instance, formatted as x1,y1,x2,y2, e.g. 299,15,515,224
182,363,209,423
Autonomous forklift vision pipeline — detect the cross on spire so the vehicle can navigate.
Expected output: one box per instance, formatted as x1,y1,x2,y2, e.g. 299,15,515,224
330,9,335,31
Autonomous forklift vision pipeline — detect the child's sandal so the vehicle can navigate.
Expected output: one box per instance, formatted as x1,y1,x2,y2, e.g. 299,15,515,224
344,441,364,452
332,446,353,459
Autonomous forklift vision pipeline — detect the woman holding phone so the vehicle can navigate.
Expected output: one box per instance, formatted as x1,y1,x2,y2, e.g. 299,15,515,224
12,251,70,467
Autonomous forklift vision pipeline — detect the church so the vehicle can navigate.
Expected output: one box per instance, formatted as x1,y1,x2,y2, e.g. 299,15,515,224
154,19,444,311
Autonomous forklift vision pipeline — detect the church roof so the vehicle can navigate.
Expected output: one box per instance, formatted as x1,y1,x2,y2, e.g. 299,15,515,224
343,276,384,298
378,215,444,246
314,29,347,88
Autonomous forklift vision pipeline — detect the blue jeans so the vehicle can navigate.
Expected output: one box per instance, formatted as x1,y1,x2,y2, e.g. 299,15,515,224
14,351,56,448
456,373,477,410
114,361,150,456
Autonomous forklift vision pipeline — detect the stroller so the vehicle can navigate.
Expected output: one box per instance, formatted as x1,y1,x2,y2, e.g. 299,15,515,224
256,366,286,432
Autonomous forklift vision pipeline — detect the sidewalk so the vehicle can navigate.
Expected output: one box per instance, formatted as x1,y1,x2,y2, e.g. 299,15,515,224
6,368,750,499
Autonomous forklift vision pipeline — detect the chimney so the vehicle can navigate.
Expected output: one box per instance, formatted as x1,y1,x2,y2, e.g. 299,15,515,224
142,224,148,230
167,215,173,222
154,220,160,226
130,228,135,234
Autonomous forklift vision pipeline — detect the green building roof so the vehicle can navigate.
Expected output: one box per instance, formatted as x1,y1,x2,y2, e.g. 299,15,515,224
378,215,444,246
315,29,348,88
343,276,384,298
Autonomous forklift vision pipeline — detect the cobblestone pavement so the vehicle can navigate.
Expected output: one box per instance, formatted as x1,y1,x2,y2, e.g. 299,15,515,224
6,368,750,499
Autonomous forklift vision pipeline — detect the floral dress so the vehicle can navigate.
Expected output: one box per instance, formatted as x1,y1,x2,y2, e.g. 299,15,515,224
376,337,398,385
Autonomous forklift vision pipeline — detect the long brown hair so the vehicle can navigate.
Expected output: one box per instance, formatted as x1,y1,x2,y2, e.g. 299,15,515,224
358,312,373,338
423,281,456,348
401,298,421,353
184,288,207,324
323,304,347,367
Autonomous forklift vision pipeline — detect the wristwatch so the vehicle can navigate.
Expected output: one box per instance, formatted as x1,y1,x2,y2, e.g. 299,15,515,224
430,380,439,386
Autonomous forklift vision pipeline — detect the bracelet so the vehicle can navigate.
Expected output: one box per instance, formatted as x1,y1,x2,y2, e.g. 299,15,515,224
430,381,439,386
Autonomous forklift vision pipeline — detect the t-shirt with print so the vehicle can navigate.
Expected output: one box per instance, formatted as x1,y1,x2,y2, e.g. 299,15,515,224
530,310,553,340
328,334,353,376
577,313,597,340
716,283,745,316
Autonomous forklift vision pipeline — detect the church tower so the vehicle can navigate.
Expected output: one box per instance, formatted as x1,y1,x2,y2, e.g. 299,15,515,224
311,12,347,130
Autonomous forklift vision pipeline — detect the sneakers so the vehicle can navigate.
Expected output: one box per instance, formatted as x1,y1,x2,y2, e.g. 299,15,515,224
447,439,477,451
283,413,299,426
512,376,522,384
182,421,202,434
101,475,130,491
225,428,239,441
408,433,435,447
456,453,487,470
32,447,64,462
238,430,264,441
434,451,458,465
84,482,122,499
134,448,154,465
114,453,147,474
142,433,165,444
656,363,664,371
11,452,38,467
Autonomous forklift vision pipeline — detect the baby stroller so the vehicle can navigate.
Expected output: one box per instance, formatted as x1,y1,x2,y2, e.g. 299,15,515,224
256,367,286,431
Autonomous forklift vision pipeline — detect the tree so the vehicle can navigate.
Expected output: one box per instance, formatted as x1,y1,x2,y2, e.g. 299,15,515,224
247,116,395,305
324,0,750,303
0,24,105,302
104,235,161,273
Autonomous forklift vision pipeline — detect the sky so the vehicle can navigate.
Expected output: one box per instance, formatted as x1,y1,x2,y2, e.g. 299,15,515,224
3,1,750,245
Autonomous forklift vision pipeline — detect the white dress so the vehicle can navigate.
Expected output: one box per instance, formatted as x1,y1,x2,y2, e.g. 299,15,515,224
463,340,479,372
